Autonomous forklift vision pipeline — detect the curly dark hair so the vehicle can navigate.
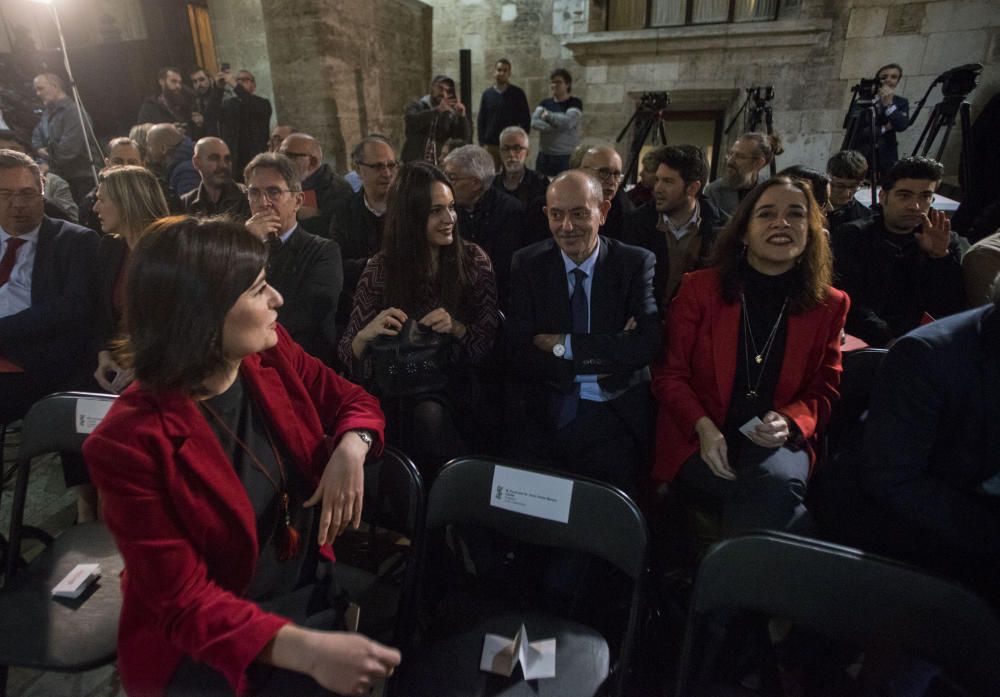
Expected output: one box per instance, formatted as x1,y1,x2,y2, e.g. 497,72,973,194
713,176,833,313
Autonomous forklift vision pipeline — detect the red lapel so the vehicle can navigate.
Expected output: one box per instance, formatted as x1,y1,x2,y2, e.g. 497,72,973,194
240,353,315,475
775,305,821,405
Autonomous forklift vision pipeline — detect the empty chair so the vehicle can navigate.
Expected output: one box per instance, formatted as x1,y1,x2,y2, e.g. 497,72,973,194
0,392,122,695
394,456,647,697
675,532,1000,697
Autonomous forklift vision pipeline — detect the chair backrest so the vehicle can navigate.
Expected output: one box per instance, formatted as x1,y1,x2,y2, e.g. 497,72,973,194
362,446,424,541
423,456,647,697
4,392,116,582
677,532,1000,696
427,456,647,581
824,348,888,459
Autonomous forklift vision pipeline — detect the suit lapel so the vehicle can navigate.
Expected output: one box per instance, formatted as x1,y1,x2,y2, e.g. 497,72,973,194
545,243,572,329
775,306,820,404
30,217,54,305
589,238,615,332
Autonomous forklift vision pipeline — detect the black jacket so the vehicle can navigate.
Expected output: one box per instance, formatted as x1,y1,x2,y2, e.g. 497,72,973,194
492,167,548,209
0,216,99,387
832,212,965,346
599,188,635,242
179,180,251,220
299,164,353,238
221,85,272,179
456,187,525,311
267,226,343,366
476,84,531,145
828,197,873,230
329,190,385,326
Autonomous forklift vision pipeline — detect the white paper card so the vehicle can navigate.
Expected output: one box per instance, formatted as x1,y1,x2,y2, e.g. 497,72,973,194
739,416,763,438
75,398,112,434
480,624,556,680
52,563,101,598
490,466,573,523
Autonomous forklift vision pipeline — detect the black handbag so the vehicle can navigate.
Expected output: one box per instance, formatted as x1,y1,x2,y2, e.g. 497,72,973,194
370,319,451,397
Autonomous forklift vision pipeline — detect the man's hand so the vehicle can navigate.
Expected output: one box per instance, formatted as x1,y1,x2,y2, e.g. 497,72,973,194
879,83,895,107
246,211,282,240
304,431,370,545
915,209,951,258
453,100,467,117
533,333,563,353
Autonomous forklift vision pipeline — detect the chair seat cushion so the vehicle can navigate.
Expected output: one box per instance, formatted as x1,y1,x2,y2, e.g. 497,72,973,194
0,522,123,671
395,610,610,697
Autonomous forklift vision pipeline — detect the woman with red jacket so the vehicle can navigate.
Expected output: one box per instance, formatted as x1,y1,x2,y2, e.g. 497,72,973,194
653,176,848,533
83,216,400,696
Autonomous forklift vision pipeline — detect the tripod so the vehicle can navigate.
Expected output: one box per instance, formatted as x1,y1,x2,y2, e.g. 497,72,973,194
910,95,973,193
616,92,670,188
840,95,880,207
725,87,777,176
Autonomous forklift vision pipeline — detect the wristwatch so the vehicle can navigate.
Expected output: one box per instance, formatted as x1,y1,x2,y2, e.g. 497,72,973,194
552,337,566,358
348,429,374,450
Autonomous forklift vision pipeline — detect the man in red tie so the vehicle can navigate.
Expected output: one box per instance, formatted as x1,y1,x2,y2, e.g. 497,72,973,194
0,149,98,423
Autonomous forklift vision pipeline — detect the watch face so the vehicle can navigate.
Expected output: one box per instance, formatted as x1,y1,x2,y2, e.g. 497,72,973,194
552,343,565,357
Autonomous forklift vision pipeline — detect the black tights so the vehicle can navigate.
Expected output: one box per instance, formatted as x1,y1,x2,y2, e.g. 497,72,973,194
390,398,466,479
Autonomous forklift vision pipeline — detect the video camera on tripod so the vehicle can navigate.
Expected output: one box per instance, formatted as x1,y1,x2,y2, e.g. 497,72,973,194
850,76,883,104
724,86,778,175
616,91,671,187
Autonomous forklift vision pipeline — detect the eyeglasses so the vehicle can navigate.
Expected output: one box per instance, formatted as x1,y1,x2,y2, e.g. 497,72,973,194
247,186,296,202
0,190,43,204
727,151,756,161
444,171,475,183
357,160,399,173
830,180,863,192
584,166,624,183
500,145,527,154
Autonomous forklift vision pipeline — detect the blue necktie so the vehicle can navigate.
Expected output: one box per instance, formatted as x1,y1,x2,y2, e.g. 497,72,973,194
557,268,588,428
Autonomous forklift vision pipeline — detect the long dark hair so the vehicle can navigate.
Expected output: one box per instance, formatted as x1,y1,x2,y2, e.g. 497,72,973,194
714,176,833,313
381,161,473,315
118,215,267,394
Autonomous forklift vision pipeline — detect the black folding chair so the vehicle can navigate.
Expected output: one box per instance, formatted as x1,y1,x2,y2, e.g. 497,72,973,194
0,392,123,696
329,445,425,662
395,456,647,697
675,532,1000,697
822,347,889,462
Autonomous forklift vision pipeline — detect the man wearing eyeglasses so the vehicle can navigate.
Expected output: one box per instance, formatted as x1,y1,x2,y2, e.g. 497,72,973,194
832,156,965,347
826,150,873,230
0,149,99,424
244,153,342,365
492,126,548,208
279,133,352,237
330,135,399,331
704,132,781,219
580,145,634,242
443,144,524,311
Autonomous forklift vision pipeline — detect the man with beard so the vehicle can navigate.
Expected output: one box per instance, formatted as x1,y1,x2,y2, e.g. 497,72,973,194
401,74,470,164
279,133,352,237
31,73,100,204
220,70,272,180
624,145,723,312
832,156,965,346
492,126,547,208
180,137,250,220
137,67,192,132
580,145,633,241
188,67,223,139
704,132,781,219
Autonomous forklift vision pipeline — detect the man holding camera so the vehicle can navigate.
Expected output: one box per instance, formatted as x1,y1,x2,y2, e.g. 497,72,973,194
401,74,470,165
849,63,910,178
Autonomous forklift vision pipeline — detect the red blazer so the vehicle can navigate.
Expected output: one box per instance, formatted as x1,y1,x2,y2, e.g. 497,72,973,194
83,326,385,697
652,268,849,482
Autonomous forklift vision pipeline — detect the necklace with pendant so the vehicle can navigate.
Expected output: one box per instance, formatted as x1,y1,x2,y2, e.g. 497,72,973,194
741,291,788,398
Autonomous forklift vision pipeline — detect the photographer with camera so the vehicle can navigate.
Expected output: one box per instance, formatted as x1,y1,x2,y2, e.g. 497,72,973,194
845,63,910,179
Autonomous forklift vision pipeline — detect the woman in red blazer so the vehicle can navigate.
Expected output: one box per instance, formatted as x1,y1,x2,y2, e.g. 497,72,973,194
83,217,400,696
653,176,848,533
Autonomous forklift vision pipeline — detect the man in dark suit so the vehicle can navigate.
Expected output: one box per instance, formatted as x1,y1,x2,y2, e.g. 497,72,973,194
221,70,272,181
244,153,342,366
580,145,634,241
507,170,660,491
0,149,98,423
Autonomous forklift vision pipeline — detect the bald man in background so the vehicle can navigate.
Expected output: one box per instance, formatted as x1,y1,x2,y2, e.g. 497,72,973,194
181,137,251,220
580,145,634,241
280,133,352,237
145,123,197,211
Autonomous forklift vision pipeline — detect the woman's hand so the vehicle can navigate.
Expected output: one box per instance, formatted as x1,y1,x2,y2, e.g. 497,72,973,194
420,307,464,337
746,410,792,449
358,307,408,344
94,350,134,394
695,416,735,480
304,432,370,545
263,625,401,696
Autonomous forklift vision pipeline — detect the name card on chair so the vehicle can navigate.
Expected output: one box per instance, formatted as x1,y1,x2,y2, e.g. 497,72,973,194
75,398,113,434
480,624,556,679
490,466,573,523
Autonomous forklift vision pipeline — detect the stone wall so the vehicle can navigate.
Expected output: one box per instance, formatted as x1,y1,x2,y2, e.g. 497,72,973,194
208,0,432,172
423,0,1000,181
